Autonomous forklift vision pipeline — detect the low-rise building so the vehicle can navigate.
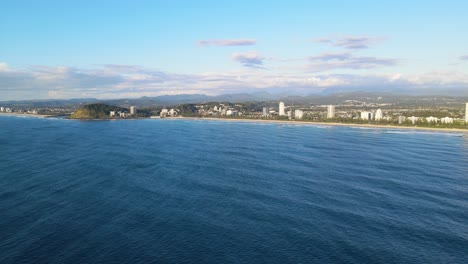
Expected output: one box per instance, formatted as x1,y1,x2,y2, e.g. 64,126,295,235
398,116,406,124
441,117,454,124
160,108,168,117
169,108,178,116
426,116,439,123
408,116,421,124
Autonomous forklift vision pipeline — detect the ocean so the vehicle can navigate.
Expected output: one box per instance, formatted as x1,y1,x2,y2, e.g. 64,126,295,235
0,116,467,263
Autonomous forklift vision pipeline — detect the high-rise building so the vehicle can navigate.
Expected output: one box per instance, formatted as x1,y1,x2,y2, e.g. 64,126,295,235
327,105,335,118
294,109,304,119
289,106,295,119
375,109,383,121
279,102,285,116
360,111,373,120
130,106,136,115
465,102,468,122
263,107,269,117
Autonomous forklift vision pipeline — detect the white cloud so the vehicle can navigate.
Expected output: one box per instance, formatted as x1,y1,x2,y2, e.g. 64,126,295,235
1,63,468,100
307,53,397,72
232,51,266,68
316,35,385,49
0,62,9,72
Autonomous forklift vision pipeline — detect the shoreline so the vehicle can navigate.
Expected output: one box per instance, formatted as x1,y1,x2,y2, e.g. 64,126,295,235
175,117,468,133
2,113,466,133
0,113,53,118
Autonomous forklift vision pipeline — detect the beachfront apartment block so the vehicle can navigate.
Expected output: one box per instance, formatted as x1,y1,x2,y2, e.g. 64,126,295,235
279,102,285,116
294,109,304,119
327,105,335,118
441,117,454,124
130,106,136,115
465,103,468,122
263,107,269,117
375,109,383,121
360,111,373,120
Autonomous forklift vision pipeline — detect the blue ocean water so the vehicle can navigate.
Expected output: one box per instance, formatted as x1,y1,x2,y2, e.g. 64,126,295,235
0,116,467,264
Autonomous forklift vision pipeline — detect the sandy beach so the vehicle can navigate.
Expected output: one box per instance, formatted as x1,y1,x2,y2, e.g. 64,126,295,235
0,113,52,118
175,117,468,133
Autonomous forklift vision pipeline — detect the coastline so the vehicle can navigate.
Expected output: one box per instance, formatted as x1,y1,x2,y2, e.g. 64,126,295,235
0,113,52,118
2,113,466,133
175,117,468,133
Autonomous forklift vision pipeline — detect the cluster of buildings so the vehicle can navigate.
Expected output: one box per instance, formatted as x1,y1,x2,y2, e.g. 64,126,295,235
195,104,243,117
403,116,455,124
268,102,468,124
109,106,137,118
160,108,179,117
0,106,13,113
263,102,304,119
0,106,38,114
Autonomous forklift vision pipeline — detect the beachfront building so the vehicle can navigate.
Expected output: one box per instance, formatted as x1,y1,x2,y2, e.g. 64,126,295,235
398,116,406,124
360,111,373,120
375,109,383,121
130,106,136,115
295,109,304,119
441,117,454,124
169,109,178,117
160,108,168,117
426,116,439,123
0,107,4,112
263,107,269,117
465,103,468,122
279,102,285,116
109,111,116,117
327,105,335,118
408,116,421,124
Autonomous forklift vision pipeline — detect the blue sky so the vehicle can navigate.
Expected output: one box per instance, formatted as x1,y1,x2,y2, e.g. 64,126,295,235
1,0,468,100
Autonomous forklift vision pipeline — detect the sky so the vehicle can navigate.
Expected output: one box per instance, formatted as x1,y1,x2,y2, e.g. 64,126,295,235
1,0,468,100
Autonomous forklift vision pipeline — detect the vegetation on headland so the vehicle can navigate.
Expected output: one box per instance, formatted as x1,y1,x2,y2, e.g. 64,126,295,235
69,103,126,119
68,103,153,119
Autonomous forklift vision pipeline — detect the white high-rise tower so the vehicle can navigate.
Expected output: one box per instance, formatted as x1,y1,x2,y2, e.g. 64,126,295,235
327,105,335,118
375,109,383,121
279,102,285,116
130,106,136,115
465,102,468,122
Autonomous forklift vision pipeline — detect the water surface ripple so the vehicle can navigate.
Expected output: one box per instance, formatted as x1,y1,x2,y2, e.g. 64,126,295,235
0,117,467,263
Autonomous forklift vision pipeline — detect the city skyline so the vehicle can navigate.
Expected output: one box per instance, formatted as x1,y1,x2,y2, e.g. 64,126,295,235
2,1,468,100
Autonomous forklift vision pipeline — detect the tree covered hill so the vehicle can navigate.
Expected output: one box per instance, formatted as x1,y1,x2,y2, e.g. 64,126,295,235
69,103,126,119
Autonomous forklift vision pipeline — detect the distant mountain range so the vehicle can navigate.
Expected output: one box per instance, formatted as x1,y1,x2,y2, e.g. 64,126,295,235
1,91,468,108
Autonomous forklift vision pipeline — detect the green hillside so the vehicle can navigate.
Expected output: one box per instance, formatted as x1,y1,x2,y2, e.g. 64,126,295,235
69,103,126,119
